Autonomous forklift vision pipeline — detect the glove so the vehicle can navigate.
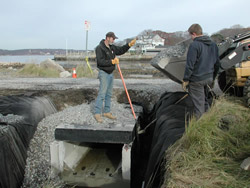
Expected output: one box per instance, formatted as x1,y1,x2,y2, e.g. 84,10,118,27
129,39,136,47
111,57,119,65
182,81,189,92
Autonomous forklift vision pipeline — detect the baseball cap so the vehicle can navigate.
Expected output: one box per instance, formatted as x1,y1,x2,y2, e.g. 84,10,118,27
106,32,118,39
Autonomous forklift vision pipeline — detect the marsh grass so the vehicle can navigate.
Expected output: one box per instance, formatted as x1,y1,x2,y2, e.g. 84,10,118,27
75,64,97,78
18,64,60,77
163,97,250,188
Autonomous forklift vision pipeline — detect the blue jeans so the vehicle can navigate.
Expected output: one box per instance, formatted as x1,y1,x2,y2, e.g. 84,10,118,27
95,70,114,114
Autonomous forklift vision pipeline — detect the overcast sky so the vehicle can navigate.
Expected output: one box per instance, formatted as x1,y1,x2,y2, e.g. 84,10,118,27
1,0,249,50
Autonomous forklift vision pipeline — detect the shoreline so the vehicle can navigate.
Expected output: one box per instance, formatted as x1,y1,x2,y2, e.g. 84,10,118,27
0,62,25,68
54,54,155,61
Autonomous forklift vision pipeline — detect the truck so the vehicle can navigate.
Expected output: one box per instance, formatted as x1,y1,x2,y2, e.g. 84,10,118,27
151,32,250,107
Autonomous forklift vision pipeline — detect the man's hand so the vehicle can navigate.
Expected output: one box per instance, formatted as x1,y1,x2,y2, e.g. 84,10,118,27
210,80,215,89
111,57,119,65
129,39,136,47
182,81,189,92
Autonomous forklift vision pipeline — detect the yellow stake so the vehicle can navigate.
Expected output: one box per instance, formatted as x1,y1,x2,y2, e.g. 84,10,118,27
85,56,93,75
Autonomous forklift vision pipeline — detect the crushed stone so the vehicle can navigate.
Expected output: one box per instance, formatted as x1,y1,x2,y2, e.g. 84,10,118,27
0,114,25,125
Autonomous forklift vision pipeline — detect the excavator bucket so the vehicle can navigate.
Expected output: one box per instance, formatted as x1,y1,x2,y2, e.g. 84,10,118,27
151,56,186,84
150,39,192,83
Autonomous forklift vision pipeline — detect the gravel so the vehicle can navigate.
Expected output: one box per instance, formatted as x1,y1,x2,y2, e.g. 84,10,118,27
0,114,25,125
150,39,191,65
22,100,141,188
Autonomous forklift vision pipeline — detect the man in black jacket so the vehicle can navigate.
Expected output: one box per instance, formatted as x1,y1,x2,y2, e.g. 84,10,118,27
182,24,220,119
94,32,136,123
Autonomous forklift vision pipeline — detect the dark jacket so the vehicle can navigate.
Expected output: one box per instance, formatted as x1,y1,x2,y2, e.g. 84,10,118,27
95,39,130,74
183,36,220,82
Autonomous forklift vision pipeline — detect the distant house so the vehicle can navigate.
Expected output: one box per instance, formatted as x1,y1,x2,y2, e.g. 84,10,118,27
132,33,165,52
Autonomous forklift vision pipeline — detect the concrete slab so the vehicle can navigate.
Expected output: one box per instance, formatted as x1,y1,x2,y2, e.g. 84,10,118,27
63,142,90,170
122,144,131,180
55,122,134,144
60,144,125,187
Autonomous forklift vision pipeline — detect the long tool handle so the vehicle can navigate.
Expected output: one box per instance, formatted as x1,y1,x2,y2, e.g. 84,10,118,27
117,64,137,120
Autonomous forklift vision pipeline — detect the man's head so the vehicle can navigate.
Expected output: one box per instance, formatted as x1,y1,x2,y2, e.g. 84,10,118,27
188,24,203,40
105,32,118,45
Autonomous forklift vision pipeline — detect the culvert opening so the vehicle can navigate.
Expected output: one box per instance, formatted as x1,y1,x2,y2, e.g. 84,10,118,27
58,143,128,187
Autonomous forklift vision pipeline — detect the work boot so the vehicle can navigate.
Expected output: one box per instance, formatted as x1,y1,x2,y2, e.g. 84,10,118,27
94,114,103,123
103,112,117,120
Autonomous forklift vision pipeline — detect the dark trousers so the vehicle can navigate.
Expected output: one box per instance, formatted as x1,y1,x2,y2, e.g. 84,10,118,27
188,78,213,119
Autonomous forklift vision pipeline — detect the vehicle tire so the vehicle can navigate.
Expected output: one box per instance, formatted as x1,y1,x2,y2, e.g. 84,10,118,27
218,71,243,97
243,76,250,107
218,71,229,92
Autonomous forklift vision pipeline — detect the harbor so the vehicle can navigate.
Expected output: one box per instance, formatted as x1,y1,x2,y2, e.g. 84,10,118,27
53,51,155,61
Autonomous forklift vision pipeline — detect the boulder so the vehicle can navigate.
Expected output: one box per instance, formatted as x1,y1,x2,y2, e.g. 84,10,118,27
240,157,250,170
60,71,71,78
40,59,65,72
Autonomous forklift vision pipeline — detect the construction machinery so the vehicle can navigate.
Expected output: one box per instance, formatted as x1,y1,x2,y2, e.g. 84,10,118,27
151,32,250,107
217,32,250,107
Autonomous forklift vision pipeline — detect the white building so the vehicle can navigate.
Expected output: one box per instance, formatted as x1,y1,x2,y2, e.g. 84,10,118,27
134,33,165,52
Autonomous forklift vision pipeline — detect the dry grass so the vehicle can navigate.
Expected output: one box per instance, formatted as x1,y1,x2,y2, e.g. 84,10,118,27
18,64,60,77
75,64,97,78
17,63,97,78
163,97,250,188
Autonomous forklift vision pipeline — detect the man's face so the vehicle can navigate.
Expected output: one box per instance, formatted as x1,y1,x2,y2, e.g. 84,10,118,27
107,37,115,45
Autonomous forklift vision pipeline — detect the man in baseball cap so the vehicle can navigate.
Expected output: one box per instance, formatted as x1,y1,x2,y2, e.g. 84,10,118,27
93,32,136,123
106,31,118,39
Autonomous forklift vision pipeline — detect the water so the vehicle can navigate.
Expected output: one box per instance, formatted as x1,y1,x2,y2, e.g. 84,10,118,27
0,55,94,68
0,55,54,64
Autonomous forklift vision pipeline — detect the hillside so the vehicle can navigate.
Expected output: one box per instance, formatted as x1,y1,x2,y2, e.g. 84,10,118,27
211,25,250,43
216,25,250,38
153,30,189,46
153,25,250,46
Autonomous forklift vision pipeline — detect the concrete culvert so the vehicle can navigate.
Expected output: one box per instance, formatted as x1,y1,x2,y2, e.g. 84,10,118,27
22,100,142,188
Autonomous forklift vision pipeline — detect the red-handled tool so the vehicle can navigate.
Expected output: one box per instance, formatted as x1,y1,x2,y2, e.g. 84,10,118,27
117,64,137,120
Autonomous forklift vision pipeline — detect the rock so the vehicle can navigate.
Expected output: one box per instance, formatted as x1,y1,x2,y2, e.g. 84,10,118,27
240,157,250,170
40,59,65,72
93,69,98,76
219,114,237,130
0,62,24,69
60,71,71,78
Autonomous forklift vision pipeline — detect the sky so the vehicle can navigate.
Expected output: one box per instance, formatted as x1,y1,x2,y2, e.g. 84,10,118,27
1,0,249,50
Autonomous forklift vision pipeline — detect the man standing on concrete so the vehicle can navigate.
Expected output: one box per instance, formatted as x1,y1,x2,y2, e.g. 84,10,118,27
94,32,136,123
182,24,220,119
